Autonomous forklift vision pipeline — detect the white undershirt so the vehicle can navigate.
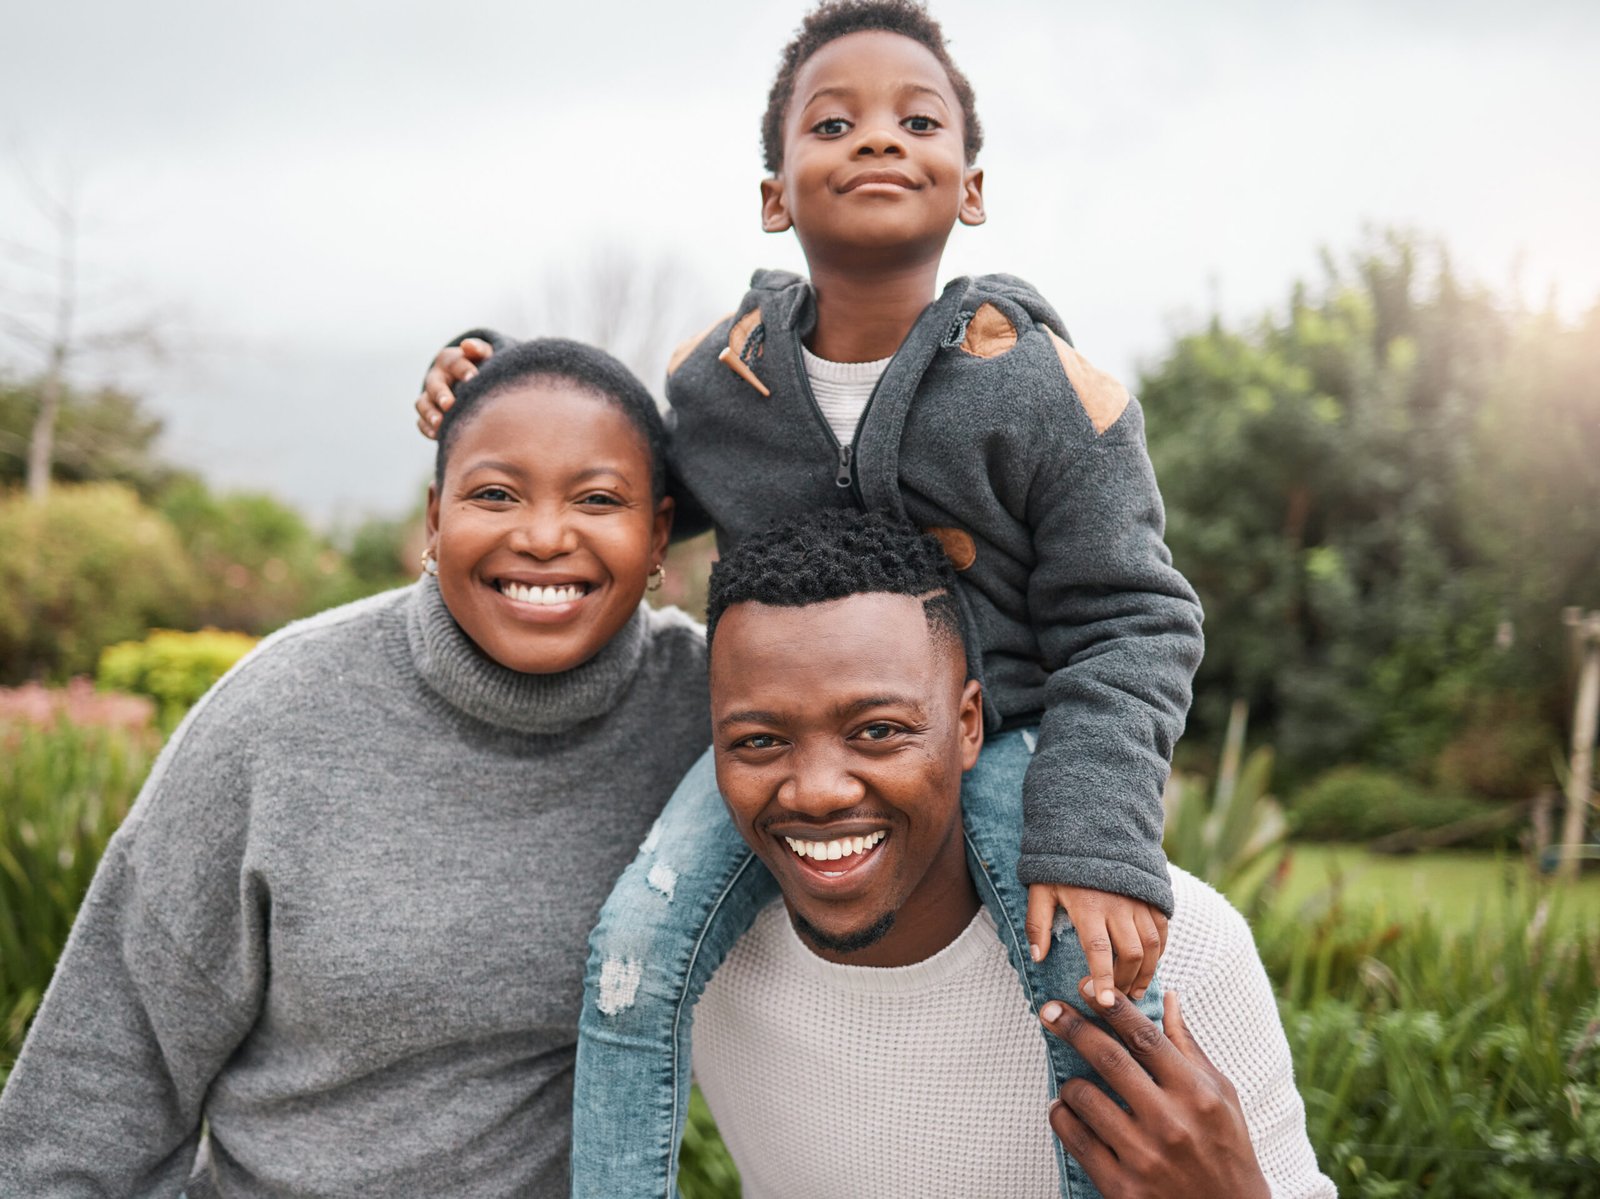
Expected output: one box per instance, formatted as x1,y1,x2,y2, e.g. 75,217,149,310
802,346,892,444
692,865,1335,1199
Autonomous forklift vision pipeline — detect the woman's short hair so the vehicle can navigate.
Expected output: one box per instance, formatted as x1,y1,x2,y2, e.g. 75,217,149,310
435,338,667,501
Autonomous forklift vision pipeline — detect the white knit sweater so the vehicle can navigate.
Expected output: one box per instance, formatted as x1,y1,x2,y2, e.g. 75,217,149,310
693,865,1335,1199
802,346,891,443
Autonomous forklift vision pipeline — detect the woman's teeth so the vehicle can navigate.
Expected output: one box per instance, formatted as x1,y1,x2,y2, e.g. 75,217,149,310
784,831,887,861
499,581,587,605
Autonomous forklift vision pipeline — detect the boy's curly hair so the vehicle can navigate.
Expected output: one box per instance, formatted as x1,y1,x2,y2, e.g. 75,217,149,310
705,508,967,659
761,0,983,173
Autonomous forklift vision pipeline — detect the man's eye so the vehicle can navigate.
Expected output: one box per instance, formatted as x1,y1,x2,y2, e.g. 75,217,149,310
813,117,850,136
903,115,938,133
859,722,899,741
738,734,781,750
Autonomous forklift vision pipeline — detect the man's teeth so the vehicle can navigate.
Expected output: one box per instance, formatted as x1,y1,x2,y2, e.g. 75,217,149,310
500,582,587,605
783,831,887,862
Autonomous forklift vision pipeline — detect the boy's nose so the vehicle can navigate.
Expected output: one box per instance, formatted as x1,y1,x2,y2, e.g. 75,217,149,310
852,124,906,157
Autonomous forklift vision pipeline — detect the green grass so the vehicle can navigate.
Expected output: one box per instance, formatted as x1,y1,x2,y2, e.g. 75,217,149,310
1234,842,1600,934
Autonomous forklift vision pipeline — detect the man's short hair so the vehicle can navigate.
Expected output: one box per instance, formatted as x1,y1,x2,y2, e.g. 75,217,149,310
705,509,967,659
761,0,985,174
435,338,667,500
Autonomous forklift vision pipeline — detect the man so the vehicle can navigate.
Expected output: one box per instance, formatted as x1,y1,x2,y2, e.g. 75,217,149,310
678,509,1334,1198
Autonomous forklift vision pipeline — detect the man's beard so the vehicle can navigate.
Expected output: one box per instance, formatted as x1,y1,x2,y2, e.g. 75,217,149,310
791,908,897,955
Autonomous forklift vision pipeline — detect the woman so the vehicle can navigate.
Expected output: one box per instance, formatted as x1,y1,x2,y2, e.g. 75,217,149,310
0,340,709,1197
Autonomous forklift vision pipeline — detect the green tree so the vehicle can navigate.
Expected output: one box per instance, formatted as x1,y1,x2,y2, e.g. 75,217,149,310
1141,233,1595,790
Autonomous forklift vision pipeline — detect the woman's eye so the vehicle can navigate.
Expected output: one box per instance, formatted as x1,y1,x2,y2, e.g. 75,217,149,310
813,117,850,136
472,486,514,503
904,115,938,133
578,492,623,508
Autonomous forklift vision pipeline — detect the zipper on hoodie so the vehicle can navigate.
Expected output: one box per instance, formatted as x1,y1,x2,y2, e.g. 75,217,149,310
792,329,889,508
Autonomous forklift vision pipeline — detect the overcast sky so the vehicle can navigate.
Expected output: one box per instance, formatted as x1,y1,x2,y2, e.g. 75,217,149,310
3,0,1597,525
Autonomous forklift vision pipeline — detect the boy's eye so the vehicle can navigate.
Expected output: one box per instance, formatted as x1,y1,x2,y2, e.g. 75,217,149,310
736,733,782,751
812,117,850,137
903,115,939,133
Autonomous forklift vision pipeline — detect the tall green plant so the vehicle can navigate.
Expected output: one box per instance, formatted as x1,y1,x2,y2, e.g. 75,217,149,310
0,721,156,1076
1256,889,1600,1196
1163,700,1288,902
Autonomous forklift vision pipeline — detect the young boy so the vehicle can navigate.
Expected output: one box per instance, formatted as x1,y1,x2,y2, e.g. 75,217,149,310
416,3,1202,1195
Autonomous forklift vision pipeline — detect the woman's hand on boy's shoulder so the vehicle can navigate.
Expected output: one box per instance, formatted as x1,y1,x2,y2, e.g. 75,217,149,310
415,338,495,440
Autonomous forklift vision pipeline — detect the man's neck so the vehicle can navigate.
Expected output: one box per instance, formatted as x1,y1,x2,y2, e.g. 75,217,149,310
803,257,943,364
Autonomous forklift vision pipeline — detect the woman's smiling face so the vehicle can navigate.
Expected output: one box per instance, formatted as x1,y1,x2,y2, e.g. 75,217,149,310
425,380,671,674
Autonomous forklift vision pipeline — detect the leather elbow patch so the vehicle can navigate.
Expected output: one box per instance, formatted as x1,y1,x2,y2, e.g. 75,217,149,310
925,525,977,571
1045,328,1130,434
958,303,1018,359
667,312,733,377
717,308,771,397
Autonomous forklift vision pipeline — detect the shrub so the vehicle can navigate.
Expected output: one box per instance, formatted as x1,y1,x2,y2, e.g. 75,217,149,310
97,628,259,730
1255,891,1600,1196
1289,767,1506,845
155,477,360,633
0,483,196,683
0,720,157,1076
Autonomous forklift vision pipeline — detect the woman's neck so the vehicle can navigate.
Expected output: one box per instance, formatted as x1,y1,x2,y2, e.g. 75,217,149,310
803,259,942,363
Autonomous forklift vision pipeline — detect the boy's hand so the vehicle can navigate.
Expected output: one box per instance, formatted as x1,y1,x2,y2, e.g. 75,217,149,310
1026,884,1167,1006
414,338,495,439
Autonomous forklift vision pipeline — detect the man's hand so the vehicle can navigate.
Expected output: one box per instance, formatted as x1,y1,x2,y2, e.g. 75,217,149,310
414,337,495,439
1026,884,1167,1005
1039,991,1269,1199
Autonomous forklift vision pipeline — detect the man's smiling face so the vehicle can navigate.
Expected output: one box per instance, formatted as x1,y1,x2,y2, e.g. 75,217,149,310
709,592,984,967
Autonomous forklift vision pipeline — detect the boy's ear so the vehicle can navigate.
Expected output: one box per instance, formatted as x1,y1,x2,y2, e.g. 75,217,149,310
958,167,986,228
760,177,793,234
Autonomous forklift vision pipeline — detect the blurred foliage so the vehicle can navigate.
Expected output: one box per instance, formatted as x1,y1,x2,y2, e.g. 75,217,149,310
0,376,176,497
0,719,155,1074
1289,767,1513,849
681,1087,741,1198
0,483,197,683
1164,745,1288,905
97,628,259,731
1142,232,1600,793
155,477,364,633
1254,885,1600,1197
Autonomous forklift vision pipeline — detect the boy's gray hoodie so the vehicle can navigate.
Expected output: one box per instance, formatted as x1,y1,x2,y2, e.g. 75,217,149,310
468,270,1202,912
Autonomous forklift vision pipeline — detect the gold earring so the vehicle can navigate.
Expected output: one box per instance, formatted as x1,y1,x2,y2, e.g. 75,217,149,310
420,549,439,576
647,563,665,592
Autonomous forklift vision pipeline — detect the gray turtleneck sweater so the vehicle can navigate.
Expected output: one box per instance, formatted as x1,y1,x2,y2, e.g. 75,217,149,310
0,580,710,1198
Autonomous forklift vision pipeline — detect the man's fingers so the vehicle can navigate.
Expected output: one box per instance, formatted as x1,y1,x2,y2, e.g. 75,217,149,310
448,354,479,384
1093,989,1193,1088
1025,886,1055,963
1047,1097,1122,1183
1163,992,1226,1083
1060,1077,1137,1146
460,336,494,361
1039,999,1159,1107
1129,908,1163,998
